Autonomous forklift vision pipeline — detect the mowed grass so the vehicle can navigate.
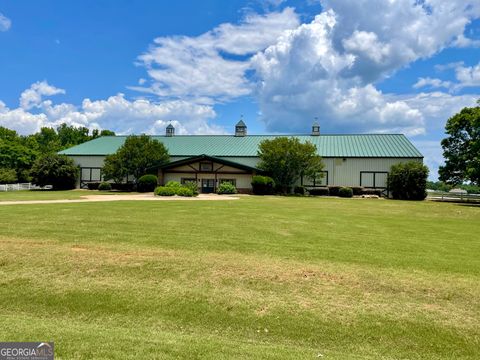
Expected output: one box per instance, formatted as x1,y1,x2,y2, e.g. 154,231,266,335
0,195,479,359
0,190,136,201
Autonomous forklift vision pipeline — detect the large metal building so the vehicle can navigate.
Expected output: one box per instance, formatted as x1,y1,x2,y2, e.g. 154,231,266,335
60,121,423,194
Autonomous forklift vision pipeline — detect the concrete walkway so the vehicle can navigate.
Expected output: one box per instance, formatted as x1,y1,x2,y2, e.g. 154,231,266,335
0,193,239,206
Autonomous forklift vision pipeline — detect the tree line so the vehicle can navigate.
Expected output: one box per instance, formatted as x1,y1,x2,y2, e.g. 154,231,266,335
0,124,115,184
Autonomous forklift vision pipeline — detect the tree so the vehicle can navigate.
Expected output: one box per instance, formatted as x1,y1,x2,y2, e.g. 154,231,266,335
439,101,480,185
388,161,429,200
0,168,18,184
257,137,324,193
102,135,169,183
30,154,79,190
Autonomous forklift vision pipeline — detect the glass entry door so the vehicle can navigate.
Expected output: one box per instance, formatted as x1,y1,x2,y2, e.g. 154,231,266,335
201,179,215,193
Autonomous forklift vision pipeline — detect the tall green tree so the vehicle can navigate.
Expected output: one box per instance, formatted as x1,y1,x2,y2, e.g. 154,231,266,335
30,154,79,190
102,135,169,183
257,137,324,193
439,101,480,185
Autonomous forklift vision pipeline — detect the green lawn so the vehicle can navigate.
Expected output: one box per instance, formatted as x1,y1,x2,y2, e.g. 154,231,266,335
0,190,136,201
0,195,479,359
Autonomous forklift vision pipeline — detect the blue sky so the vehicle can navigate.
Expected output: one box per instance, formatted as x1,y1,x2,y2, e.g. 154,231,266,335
1,0,479,179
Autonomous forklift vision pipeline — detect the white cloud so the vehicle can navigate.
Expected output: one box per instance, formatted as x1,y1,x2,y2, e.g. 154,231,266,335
134,8,299,101
454,62,480,88
0,82,223,136
0,12,11,31
250,0,480,135
413,77,452,90
20,81,66,110
452,33,480,48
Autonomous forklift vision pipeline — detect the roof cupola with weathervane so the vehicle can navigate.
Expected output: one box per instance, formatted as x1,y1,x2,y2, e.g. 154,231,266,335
235,117,247,137
311,118,320,136
166,123,175,137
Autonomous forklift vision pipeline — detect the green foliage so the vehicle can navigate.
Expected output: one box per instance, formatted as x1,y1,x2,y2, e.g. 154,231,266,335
217,182,237,194
308,187,330,196
175,187,194,197
87,182,100,190
294,186,305,195
328,186,342,196
103,135,169,183
98,182,112,191
361,188,383,196
388,161,429,200
351,186,364,196
154,186,176,196
0,124,115,184
257,137,324,193
439,104,480,185
338,187,353,198
251,175,275,195
182,181,199,196
137,174,158,193
426,181,452,192
30,154,79,190
0,168,18,184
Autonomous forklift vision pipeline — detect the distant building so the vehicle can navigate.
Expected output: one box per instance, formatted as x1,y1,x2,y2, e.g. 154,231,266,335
60,120,423,194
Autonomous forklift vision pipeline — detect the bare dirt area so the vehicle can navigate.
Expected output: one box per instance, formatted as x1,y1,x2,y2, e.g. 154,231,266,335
0,193,239,205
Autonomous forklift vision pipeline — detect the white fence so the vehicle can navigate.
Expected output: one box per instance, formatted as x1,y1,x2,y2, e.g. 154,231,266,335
427,190,480,202
0,183,42,192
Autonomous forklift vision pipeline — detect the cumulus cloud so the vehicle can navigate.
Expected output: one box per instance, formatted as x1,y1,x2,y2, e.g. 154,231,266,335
19,81,66,110
0,83,222,135
134,7,299,101
250,0,480,135
0,12,11,31
454,62,480,88
413,77,452,90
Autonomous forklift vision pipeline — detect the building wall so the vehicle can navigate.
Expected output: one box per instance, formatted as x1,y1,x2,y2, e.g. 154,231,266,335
68,154,422,190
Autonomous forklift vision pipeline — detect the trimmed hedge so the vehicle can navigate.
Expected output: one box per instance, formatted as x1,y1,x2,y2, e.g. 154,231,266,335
111,183,135,191
87,182,100,190
98,182,112,191
294,186,305,195
328,186,342,196
308,187,329,196
137,174,158,192
351,186,364,196
154,186,176,196
217,182,237,194
176,187,194,197
251,175,275,195
338,187,353,198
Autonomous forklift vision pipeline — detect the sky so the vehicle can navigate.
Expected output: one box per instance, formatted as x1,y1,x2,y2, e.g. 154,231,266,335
0,0,479,179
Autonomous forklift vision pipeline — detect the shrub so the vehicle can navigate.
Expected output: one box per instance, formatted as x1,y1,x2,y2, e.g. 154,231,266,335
388,161,429,200
154,186,176,196
362,188,383,196
165,181,182,191
87,182,100,190
30,154,79,190
183,181,199,196
328,186,342,196
98,182,112,191
176,187,194,197
137,174,158,192
338,187,353,198
308,187,329,196
294,186,305,195
111,182,135,192
351,186,364,196
251,175,275,195
217,182,237,194
0,168,18,184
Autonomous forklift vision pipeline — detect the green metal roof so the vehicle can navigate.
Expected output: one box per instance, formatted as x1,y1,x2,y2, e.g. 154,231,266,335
59,134,423,158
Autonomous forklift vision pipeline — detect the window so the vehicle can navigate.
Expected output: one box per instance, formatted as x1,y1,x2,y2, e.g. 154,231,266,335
199,162,213,172
303,171,328,187
360,171,388,188
181,178,196,185
219,179,236,186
